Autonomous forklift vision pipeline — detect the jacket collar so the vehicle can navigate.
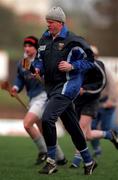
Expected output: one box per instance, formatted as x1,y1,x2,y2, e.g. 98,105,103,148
43,25,69,39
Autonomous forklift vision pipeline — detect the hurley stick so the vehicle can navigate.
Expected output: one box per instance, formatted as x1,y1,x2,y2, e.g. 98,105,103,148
0,81,28,110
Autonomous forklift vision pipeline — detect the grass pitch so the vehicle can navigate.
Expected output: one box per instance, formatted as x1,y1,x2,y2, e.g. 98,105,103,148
0,135,118,180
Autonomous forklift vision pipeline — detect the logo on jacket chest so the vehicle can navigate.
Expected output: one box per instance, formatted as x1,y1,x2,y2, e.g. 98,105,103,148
38,45,46,51
58,43,64,50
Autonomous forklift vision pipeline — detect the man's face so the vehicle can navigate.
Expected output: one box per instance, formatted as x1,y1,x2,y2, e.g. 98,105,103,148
24,44,37,57
46,19,63,36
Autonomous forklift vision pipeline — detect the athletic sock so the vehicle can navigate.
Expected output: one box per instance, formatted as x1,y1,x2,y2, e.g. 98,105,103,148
93,147,102,155
33,136,47,153
72,153,82,167
80,147,93,166
103,130,113,140
47,145,57,160
91,139,100,150
91,139,102,155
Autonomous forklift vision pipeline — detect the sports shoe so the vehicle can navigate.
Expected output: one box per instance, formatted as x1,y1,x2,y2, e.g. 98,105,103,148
56,157,68,165
110,130,118,149
39,157,58,174
35,152,47,165
84,160,97,175
70,163,78,168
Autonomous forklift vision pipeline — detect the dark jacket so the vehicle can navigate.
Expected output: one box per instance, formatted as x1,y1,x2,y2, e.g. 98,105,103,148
37,25,95,99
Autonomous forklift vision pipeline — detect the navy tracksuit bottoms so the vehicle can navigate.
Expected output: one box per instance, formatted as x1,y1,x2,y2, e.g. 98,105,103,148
42,94,87,151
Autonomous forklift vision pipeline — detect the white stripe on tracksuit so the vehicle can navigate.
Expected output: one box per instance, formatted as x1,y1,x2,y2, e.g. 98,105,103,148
61,47,85,96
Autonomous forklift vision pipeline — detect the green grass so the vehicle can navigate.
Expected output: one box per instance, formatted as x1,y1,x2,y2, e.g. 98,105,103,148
0,135,118,180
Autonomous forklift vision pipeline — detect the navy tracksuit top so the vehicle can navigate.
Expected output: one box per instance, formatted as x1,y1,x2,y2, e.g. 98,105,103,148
36,25,95,99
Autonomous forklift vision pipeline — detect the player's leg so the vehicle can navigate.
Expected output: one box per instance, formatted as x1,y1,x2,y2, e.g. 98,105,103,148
61,104,97,175
24,92,47,164
23,112,47,164
39,94,71,174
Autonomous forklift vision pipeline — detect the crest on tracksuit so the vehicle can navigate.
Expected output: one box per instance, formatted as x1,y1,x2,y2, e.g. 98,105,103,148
58,43,64,50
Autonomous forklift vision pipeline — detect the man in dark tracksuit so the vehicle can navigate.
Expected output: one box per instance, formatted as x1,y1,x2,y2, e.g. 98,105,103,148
34,7,97,175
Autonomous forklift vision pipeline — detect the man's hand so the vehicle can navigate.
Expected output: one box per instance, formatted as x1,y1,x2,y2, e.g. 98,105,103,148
58,61,73,72
79,88,85,96
10,87,18,97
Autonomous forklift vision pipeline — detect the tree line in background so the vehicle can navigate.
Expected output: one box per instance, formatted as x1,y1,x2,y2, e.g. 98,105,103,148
0,5,45,60
86,0,118,56
0,0,118,61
